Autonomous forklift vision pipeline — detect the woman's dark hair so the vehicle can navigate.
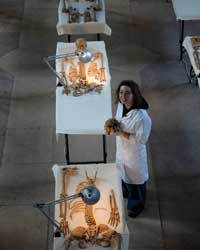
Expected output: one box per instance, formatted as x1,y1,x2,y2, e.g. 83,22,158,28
116,80,143,108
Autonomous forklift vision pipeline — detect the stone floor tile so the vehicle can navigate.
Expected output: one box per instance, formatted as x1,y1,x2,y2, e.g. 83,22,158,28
0,162,54,189
127,203,164,249
150,128,200,177
108,43,160,68
0,182,54,204
105,0,132,15
0,99,11,133
165,232,200,250
0,32,19,57
8,96,54,128
22,8,58,31
0,48,46,73
19,30,59,52
146,87,200,129
141,62,189,90
156,176,200,202
110,66,142,91
0,14,22,32
0,205,49,250
2,127,54,164
52,133,66,164
146,179,158,205
24,0,58,9
160,201,200,234
0,135,5,167
12,69,55,98
0,0,25,18
0,68,14,97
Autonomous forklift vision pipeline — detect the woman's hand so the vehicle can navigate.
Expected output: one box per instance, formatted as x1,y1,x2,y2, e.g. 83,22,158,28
110,129,130,139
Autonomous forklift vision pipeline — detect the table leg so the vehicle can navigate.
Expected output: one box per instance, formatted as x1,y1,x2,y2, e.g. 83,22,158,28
179,20,184,60
65,134,70,165
102,134,107,163
97,34,100,41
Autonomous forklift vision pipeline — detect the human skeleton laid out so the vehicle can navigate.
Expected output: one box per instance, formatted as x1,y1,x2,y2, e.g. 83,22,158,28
62,0,101,23
59,38,106,96
57,167,121,250
191,37,200,70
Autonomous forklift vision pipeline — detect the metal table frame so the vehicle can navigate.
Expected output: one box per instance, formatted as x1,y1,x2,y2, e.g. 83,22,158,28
179,20,185,60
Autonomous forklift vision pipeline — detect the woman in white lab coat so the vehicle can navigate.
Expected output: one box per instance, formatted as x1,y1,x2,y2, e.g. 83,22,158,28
113,80,152,218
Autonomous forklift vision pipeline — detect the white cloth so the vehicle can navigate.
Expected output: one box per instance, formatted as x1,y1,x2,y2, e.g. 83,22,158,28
183,36,200,87
115,103,152,185
172,0,200,20
56,41,112,134
57,0,112,35
52,163,129,250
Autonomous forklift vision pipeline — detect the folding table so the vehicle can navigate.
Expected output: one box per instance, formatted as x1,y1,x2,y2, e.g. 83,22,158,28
171,0,200,59
182,36,200,87
57,0,112,42
56,41,112,164
52,163,129,250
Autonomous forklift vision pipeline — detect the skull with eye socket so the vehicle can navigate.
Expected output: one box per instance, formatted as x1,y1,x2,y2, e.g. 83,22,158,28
104,118,121,135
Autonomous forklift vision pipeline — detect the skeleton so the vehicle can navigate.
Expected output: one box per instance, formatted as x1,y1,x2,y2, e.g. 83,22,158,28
59,38,106,96
69,7,80,23
64,170,121,249
62,0,69,12
89,52,106,82
63,0,101,14
59,167,78,235
98,52,106,82
191,37,200,69
59,58,71,95
108,189,120,228
87,62,100,79
84,9,92,22
89,7,96,21
104,118,121,135
93,0,101,11
193,51,200,70
68,65,79,83
68,170,98,213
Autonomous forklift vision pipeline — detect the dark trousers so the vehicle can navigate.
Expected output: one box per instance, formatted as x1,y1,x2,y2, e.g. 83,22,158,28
122,180,147,211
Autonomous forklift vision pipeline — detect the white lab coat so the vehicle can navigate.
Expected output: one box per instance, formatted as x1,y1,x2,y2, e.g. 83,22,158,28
115,103,152,184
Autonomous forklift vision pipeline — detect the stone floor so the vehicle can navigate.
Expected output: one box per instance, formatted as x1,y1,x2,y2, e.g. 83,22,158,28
0,0,200,250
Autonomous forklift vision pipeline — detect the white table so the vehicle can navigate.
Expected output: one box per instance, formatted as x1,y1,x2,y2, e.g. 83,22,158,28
56,41,112,164
57,0,112,41
183,36,200,87
171,0,200,59
52,163,129,250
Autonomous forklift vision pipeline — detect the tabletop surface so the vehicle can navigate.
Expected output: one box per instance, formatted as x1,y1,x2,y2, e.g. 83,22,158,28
56,41,112,134
57,0,111,35
172,0,200,20
183,36,200,80
52,163,129,250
